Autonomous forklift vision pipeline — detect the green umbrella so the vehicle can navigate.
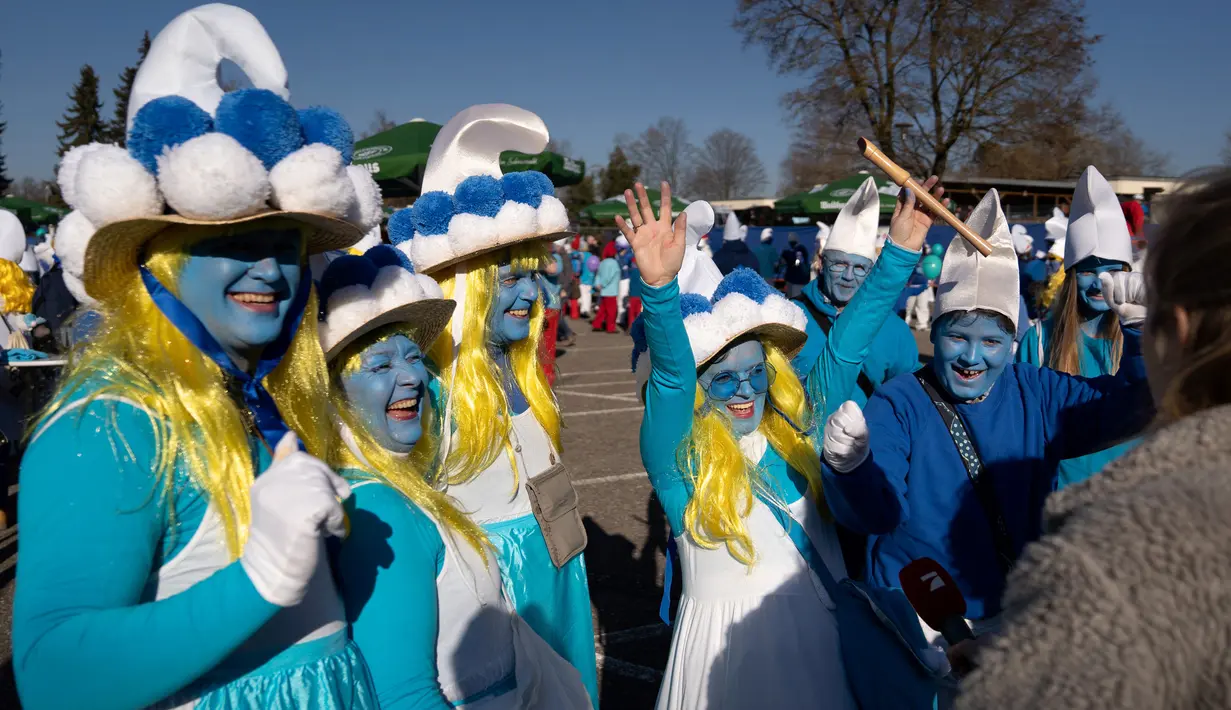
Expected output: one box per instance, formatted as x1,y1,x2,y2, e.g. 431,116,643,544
0,196,68,225
353,120,586,199
578,189,689,224
774,173,900,215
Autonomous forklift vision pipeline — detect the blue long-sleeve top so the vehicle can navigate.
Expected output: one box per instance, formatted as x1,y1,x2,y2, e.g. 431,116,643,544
13,390,280,710
1018,317,1140,487
336,472,449,709
821,331,1153,619
594,258,621,297
790,245,921,409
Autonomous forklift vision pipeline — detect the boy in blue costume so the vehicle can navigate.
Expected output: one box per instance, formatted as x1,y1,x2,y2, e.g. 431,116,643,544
13,5,385,708
320,247,592,709
820,189,1152,637
386,104,598,704
1019,166,1140,488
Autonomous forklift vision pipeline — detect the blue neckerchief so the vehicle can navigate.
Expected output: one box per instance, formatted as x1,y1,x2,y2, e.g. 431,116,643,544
140,266,310,448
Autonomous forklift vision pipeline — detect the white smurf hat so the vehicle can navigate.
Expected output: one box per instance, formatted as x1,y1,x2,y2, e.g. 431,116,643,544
57,3,381,303
933,188,1019,330
1064,166,1132,269
722,212,746,242
318,245,455,361
0,211,25,264
822,176,880,261
385,104,569,276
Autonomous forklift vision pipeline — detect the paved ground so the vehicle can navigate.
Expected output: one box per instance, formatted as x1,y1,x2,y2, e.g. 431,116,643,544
0,314,932,709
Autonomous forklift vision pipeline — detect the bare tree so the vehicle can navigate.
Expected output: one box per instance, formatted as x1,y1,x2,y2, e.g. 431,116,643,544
621,117,694,191
358,110,398,140
7,177,54,201
545,137,573,157
689,129,768,200
779,106,866,193
736,0,1098,177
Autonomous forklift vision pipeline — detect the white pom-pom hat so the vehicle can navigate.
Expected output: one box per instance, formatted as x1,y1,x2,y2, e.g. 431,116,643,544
67,4,367,302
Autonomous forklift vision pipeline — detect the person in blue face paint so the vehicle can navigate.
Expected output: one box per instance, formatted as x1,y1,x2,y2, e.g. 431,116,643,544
13,6,385,708
820,189,1154,644
321,248,592,710
1019,166,1141,488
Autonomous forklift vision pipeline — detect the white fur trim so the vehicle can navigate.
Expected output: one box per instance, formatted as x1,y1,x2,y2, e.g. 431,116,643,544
494,201,537,245
536,195,569,234
57,143,109,210
760,293,808,330
414,273,444,299
158,133,270,220
447,212,501,256
346,165,384,231
0,211,24,264
269,145,357,219
52,210,96,277
403,234,455,273
73,145,164,227
683,291,807,365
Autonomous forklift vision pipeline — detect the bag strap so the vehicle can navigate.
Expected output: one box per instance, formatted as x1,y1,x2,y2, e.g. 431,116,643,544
913,369,1015,575
793,296,876,399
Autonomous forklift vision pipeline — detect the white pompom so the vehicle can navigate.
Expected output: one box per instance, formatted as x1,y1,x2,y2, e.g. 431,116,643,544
158,133,270,220
494,201,537,244
415,274,444,299
52,210,96,278
57,143,109,210
346,165,384,231
73,145,163,227
322,283,376,351
351,226,383,253
269,145,357,219
537,195,569,234
372,265,418,312
405,234,455,273
447,213,500,256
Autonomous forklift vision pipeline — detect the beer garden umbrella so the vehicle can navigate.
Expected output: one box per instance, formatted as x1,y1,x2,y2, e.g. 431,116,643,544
0,196,68,225
577,189,690,225
774,173,900,216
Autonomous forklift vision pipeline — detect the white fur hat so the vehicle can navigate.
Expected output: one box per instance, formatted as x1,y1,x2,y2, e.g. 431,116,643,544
1064,166,1132,269
933,189,1019,330
385,104,570,276
823,176,880,261
0,211,25,264
61,3,377,302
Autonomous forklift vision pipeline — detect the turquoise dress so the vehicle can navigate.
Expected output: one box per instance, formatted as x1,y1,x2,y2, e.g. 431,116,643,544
13,384,377,710
1018,318,1140,487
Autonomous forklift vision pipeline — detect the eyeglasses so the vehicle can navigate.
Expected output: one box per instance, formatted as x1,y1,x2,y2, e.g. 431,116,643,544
824,260,870,277
703,362,776,401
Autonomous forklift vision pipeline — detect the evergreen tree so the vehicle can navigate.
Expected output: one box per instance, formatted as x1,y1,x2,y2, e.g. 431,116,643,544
560,174,596,218
0,50,11,195
106,31,151,146
598,146,641,201
56,65,105,158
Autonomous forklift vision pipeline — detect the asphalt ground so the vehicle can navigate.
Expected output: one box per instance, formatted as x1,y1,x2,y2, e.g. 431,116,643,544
0,313,933,709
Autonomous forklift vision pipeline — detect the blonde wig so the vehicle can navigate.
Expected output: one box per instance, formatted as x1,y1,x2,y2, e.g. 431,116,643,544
0,258,34,314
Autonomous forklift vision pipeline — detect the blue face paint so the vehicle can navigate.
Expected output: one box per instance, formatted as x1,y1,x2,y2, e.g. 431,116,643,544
176,229,303,368
930,311,1014,401
699,339,768,437
821,250,874,307
341,334,429,453
487,263,539,348
1073,257,1128,316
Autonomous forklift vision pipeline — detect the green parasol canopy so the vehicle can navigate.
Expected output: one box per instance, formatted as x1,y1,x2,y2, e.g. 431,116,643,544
774,173,900,215
353,120,586,199
578,189,690,224
0,196,68,226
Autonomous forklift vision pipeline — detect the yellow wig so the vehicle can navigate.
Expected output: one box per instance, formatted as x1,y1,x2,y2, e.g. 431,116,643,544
677,343,826,566
35,220,334,556
427,243,559,486
0,258,34,314
328,323,489,558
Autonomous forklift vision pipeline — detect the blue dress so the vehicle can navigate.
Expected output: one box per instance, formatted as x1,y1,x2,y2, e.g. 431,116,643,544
13,384,377,710
1018,317,1140,487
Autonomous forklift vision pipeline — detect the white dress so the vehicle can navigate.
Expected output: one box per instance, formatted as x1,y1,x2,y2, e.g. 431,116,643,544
656,433,859,710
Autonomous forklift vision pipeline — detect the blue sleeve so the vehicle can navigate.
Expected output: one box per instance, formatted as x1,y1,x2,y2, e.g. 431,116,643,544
338,483,449,710
804,241,919,422
638,278,694,535
13,399,279,710
1018,323,1043,366
884,317,920,381
1039,327,1153,460
821,391,911,535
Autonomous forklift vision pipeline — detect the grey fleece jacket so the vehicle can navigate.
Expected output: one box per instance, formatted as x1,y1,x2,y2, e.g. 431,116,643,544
957,403,1231,710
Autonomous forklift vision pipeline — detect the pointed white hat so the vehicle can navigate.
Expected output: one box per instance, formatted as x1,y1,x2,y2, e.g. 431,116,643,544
722,212,744,242
822,176,880,261
933,189,1019,330
680,201,724,299
1064,166,1132,269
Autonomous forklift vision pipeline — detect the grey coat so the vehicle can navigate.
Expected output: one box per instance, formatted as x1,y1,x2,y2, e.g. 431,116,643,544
957,404,1231,710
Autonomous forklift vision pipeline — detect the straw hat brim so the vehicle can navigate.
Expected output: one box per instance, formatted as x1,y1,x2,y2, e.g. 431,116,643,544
418,230,570,276
697,322,808,369
325,298,457,362
84,210,365,301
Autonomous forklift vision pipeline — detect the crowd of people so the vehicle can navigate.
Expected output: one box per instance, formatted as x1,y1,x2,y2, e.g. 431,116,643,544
5,4,1231,710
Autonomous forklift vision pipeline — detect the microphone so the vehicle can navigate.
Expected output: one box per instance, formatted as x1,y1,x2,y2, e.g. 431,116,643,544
899,557,973,646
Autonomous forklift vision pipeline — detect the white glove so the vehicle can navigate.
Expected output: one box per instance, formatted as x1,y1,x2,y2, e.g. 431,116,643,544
241,432,351,607
1099,271,1147,328
823,401,870,473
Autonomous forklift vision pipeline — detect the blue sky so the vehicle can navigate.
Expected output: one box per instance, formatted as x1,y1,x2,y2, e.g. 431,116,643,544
2,0,1228,192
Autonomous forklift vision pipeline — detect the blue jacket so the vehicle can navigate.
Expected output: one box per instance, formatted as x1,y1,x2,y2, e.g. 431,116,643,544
821,338,1153,620
595,258,621,297
712,241,761,277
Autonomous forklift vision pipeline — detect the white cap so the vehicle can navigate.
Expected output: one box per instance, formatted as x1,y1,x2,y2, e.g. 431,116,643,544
722,212,744,242
1064,166,1132,269
822,176,879,261
1044,206,1068,243
760,227,773,243
933,189,1019,330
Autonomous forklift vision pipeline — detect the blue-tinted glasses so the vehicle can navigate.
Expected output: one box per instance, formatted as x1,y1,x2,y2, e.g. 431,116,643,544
703,362,776,401
825,259,870,277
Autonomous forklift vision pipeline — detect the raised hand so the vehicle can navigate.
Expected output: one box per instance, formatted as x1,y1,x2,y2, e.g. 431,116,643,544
615,181,688,288
1099,271,1147,327
823,401,870,473
889,176,945,252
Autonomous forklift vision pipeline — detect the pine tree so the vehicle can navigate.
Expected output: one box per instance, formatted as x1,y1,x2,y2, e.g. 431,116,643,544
598,146,641,201
56,65,105,158
0,50,11,195
106,31,151,146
